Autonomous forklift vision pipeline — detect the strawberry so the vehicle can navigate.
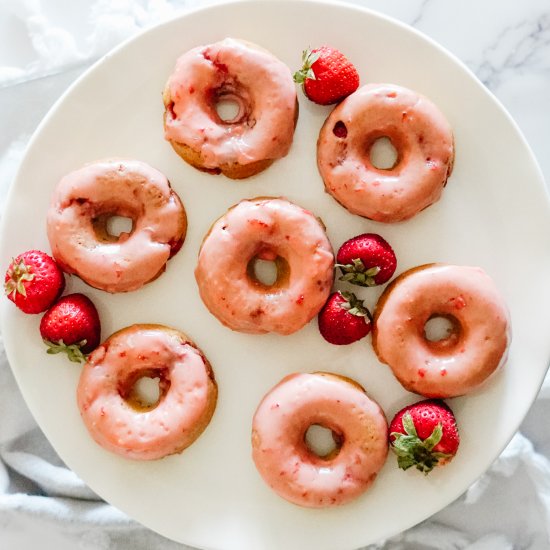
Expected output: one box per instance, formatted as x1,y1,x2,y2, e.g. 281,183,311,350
39,293,101,363
336,233,396,287
293,46,359,105
4,250,65,314
389,399,460,474
318,291,372,345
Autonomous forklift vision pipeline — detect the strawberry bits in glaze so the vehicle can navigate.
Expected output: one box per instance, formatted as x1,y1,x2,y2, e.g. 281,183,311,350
77,324,217,460
373,264,511,398
164,38,298,179
252,372,388,507
195,198,334,334
317,83,454,223
47,159,186,293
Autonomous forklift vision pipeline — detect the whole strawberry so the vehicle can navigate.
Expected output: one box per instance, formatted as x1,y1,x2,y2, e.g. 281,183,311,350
4,250,65,314
389,399,460,474
40,293,101,363
293,46,359,105
318,291,372,345
337,233,396,287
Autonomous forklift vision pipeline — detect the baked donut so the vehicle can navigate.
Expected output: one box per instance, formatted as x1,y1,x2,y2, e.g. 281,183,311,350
251,372,388,508
195,197,334,334
372,264,511,398
317,83,454,223
47,159,186,293
77,324,217,460
163,38,298,179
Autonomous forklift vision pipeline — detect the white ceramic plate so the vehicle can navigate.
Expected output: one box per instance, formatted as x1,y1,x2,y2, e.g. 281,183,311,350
2,1,550,549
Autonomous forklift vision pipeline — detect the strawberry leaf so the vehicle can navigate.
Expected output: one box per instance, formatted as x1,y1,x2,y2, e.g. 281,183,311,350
4,258,35,297
336,260,380,287
293,48,321,84
44,339,88,364
339,292,371,318
390,412,451,474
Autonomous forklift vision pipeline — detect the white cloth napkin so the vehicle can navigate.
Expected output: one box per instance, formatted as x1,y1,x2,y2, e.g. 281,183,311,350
1,1,550,549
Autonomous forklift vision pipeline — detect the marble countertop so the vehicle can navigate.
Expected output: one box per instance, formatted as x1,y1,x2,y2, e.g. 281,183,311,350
1,1,549,549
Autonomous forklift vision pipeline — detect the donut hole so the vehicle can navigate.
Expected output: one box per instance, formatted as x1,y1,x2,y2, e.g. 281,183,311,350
92,213,135,243
123,368,170,412
369,137,399,170
423,314,462,350
305,424,343,460
106,215,134,237
215,92,246,124
247,254,290,289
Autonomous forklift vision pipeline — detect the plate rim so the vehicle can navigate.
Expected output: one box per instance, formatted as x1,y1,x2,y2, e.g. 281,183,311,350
1,1,550,549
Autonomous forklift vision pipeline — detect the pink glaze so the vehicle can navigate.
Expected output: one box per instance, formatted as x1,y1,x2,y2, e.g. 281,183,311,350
77,325,216,460
251,373,388,508
373,264,511,398
164,38,297,168
317,84,454,223
47,159,185,293
195,198,334,334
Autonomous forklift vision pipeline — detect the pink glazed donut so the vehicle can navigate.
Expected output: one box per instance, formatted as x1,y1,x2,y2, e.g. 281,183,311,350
47,159,186,293
251,372,388,508
317,84,454,223
163,38,298,179
77,324,217,460
373,264,511,398
195,197,334,334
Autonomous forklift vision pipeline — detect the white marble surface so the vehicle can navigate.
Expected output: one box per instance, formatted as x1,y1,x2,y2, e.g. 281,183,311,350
1,0,549,549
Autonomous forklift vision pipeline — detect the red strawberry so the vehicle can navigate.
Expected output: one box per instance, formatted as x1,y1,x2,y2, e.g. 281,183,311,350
293,46,359,105
4,250,65,314
336,233,397,287
318,291,372,345
39,293,101,363
389,399,460,474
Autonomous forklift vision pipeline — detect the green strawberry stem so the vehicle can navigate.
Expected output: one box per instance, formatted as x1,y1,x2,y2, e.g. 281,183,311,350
339,291,370,318
4,258,35,297
43,339,88,364
336,258,380,287
293,48,320,84
390,412,451,474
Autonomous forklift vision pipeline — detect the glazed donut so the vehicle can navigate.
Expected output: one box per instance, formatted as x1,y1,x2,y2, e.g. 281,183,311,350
373,264,511,398
47,159,186,293
163,38,298,179
251,372,388,508
77,324,217,460
317,83,454,223
195,197,334,334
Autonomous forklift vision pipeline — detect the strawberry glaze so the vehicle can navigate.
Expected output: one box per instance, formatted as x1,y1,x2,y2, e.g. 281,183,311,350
317,84,454,223
251,373,388,508
77,325,217,460
195,198,334,335
47,159,185,293
373,264,511,398
164,38,297,168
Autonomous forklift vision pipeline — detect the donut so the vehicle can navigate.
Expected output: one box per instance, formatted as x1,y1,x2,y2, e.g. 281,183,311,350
251,372,388,508
372,264,511,398
163,38,298,179
195,197,334,334
47,159,186,293
317,83,454,223
77,324,217,460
